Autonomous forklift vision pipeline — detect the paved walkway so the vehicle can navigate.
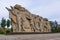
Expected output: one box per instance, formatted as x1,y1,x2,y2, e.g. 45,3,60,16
0,33,60,40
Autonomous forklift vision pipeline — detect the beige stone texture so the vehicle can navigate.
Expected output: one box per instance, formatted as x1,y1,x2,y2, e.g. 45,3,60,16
6,4,51,32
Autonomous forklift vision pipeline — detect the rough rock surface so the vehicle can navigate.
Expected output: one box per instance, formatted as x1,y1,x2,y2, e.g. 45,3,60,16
6,4,51,32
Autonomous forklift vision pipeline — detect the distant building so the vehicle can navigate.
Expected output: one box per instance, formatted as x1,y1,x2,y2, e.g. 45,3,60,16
6,4,51,32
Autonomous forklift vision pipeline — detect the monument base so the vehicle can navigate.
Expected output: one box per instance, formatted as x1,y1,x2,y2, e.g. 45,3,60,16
7,32,53,35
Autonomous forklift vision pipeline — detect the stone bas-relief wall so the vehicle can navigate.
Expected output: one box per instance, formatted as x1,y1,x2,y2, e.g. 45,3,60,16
6,4,51,32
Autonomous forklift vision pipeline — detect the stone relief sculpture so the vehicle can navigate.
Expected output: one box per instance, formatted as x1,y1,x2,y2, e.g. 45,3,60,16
6,4,51,32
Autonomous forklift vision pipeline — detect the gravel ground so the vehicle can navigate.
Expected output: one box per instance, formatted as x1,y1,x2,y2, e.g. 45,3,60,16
0,33,60,40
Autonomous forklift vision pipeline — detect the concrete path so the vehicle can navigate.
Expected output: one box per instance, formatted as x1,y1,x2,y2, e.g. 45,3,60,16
0,33,60,40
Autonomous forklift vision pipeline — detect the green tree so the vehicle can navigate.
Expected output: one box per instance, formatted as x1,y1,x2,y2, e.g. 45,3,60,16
6,19,10,28
50,21,59,32
6,19,12,33
1,18,6,34
54,21,58,28
1,18,6,28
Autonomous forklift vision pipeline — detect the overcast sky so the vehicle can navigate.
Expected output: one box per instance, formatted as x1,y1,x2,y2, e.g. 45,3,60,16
0,0,60,24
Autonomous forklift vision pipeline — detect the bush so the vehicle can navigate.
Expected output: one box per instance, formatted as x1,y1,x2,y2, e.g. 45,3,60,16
0,28,5,34
6,29,12,34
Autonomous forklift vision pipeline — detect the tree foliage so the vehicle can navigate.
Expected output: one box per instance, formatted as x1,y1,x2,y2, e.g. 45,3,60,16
7,19,10,28
50,20,60,32
1,18,6,28
0,18,11,34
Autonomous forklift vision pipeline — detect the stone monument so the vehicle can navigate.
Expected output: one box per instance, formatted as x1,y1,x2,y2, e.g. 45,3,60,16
6,4,51,32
